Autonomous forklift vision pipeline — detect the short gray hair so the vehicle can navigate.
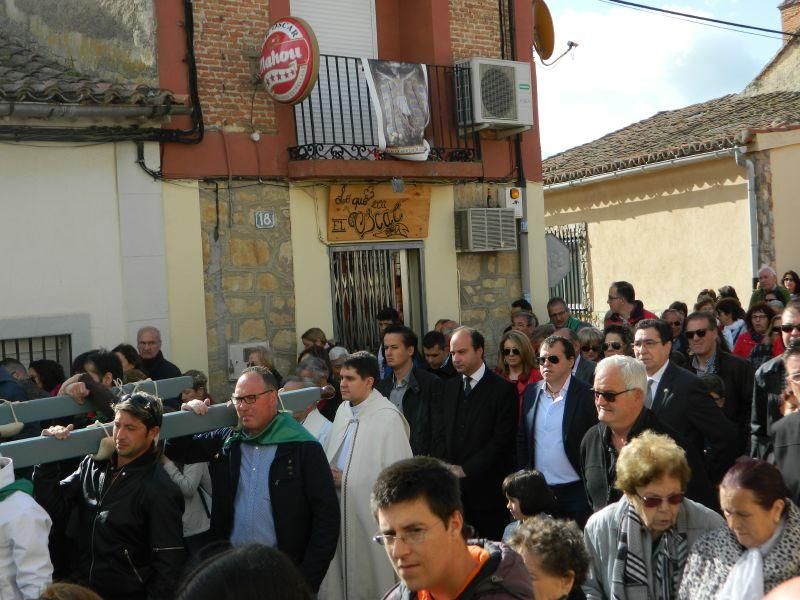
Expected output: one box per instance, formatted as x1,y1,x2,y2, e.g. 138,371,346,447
759,265,777,277
136,326,161,341
297,356,329,380
596,355,647,395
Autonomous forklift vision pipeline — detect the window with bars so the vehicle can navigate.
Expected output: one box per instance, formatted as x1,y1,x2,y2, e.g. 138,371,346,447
0,334,72,376
546,223,592,322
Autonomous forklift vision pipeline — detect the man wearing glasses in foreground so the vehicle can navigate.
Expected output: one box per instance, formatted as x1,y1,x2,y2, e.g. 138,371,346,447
580,355,716,512
373,456,533,600
174,366,339,593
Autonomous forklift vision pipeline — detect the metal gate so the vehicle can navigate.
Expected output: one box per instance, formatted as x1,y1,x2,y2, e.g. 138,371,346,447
546,223,592,321
329,244,426,352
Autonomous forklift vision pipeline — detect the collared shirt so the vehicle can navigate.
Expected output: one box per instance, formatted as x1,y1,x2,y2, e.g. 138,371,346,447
231,443,278,547
534,375,580,485
571,355,583,376
692,351,717,375
463,362,486,391
389,369,412,412
335,401,364,471
647,359,670,396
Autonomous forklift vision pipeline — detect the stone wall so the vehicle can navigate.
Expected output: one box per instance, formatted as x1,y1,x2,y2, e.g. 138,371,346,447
752,150,776,268
200,181,296,396
454,183,522,368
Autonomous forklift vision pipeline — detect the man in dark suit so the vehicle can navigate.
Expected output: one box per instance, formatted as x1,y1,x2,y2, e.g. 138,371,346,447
683,311,754,456
517,335,597,526
377,325,444,456
772,341,800,505
434,326,517,540
422,330,458,379
634,318,738,482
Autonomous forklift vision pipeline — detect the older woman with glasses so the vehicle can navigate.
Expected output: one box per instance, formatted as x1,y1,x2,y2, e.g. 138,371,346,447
602,324,634,358
582,431,724,600
679,459,800,599
733,302,782,369
578,327,604,364
496,330,542,410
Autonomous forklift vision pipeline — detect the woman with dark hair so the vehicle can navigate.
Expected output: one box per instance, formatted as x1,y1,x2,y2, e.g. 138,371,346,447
782,271,800,301
501,469,557,541
174,544,313,600
28,359,66,396
602,324,634,358
496,330,542,410
679,459,800,599
733,302,782,369
112,343,148,382
508,516,591,600
716,297,747,349
668,301,689,319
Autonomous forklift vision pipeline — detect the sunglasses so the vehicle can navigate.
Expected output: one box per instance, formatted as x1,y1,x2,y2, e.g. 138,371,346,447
502,347,521,356
602,341,622,351
780,324,800,333
685,328,711,340
668,320,682,327
636,492,684,509
537,355,561,366
590,388,634,402
581,345,601,353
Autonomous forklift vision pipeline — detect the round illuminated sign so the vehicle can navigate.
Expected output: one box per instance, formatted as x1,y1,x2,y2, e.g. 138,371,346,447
258,17,320,105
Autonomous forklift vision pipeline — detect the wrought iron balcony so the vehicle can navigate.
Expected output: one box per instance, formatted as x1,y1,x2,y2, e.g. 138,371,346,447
289,54,480,162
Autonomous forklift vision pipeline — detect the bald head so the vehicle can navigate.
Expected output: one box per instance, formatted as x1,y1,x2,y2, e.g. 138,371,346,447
764,577,800,600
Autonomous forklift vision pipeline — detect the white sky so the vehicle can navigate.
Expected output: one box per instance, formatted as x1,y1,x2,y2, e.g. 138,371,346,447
537,1,784,158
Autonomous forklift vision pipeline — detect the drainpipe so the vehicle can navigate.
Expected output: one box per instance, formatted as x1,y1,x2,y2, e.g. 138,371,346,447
734,146,759,278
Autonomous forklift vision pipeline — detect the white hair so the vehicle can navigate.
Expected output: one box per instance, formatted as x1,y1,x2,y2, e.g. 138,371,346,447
137,325,162,341
596,354,647,395
759,265,777,277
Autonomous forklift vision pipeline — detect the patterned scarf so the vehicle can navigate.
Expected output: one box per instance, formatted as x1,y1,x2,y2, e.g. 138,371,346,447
611,499,688,600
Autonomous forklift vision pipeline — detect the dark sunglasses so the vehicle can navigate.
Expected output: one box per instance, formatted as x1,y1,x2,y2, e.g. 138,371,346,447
590,388,634,402
581,345,601,353
636,492,684,509
685,328,711,340
537,355,561,366
781,324,800,333
602,341,622,351
502,347,521,356
668,320,682,327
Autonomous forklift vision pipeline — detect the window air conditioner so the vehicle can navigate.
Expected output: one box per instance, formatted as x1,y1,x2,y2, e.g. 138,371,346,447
454,57,534,135
454,208,518,252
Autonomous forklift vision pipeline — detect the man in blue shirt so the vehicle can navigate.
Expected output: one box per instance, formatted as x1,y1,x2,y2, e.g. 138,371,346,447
174,367,339,592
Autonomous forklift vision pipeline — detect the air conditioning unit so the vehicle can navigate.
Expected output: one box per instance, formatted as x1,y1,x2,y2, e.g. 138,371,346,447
454,208,518,252
454,58,534,134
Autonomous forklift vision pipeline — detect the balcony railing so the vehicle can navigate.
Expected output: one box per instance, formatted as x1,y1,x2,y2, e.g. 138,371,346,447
289,54,480,162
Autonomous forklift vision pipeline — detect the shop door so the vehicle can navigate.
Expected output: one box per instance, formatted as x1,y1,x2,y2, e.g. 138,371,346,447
329,244,425,352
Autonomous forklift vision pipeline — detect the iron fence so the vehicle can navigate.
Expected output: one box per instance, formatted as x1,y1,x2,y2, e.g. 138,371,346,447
290,55,480,162
547,223,592,321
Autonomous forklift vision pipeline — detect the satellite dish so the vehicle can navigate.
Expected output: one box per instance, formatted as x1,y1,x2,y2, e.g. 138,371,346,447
532,0,555,61
546,233,571,286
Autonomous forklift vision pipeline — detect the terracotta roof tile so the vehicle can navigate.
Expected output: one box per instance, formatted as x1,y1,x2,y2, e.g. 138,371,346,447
543,92,800,185
0,26,182,107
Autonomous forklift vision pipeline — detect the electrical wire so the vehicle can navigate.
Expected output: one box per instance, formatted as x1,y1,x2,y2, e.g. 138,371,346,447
599,0,796,40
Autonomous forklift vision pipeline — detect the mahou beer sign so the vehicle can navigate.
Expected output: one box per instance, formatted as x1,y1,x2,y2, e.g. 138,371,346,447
259,17,320,104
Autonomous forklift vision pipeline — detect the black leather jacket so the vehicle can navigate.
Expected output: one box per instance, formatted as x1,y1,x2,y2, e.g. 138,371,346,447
34,450,185,600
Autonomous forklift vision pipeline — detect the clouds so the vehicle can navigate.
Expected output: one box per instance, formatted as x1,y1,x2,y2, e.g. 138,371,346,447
536,2,781,158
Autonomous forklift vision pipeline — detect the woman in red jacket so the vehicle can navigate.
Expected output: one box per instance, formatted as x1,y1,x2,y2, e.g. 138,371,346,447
733,302,782,369
496,330,542,417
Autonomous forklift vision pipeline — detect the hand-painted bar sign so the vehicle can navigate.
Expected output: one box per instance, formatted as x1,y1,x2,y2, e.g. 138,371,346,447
328,183,431,242
259,17,320,104
255,210,275,229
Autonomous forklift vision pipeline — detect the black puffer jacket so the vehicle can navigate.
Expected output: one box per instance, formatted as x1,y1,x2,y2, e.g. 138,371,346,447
382,540,533,600
34,450,185,600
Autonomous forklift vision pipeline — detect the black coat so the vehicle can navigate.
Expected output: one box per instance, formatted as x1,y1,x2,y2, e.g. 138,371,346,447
772,410,800,505
434,368,517,539
686,351,754,456
33,451,185,600
429,358,459,380
141,351,182,382
580,407,717,511
517,376,597,476
648,361,738,482
573,356,596,386
377,366,443,456
751,355,786,460
168,428,339,591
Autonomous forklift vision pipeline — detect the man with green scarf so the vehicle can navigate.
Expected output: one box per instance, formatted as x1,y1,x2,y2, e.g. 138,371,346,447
0,454,53,599
172,366,339,593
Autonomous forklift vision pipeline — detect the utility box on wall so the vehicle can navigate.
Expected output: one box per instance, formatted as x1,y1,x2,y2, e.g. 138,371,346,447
454,208,517,252
227,342,271,381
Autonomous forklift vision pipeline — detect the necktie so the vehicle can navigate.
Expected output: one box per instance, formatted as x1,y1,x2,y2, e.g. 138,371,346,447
646,379,655,407
464,376,473,397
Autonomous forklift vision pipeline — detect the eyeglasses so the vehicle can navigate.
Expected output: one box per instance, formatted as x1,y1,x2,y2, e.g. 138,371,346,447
581,345,601,353
685,328,712,340
372,523,441,547
502,347,521,356
635,492,684,509
230,389,275,405
590,388,634,402
602,341,622,351
780,324,800,333
549,309,568,320
667,320,682,327
787,372,800,384
784,277,794,283
537,355,561,366
633,339,662,348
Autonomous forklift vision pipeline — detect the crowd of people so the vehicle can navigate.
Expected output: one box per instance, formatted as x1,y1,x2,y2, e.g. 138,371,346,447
2,267,800,599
